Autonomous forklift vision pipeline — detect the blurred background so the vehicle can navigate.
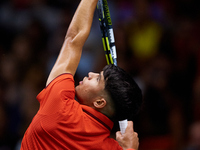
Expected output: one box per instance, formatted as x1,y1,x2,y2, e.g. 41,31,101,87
0,0,200,150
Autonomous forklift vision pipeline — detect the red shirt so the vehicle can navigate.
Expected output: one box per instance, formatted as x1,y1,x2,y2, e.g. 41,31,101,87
21,73,123,150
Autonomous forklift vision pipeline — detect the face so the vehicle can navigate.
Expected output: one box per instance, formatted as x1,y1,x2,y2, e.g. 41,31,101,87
75,71,105,106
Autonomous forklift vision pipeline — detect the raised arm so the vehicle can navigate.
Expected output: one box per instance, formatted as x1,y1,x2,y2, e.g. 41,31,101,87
46,0,98,85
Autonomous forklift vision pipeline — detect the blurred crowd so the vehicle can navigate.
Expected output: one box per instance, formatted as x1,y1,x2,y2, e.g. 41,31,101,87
0,0,200,150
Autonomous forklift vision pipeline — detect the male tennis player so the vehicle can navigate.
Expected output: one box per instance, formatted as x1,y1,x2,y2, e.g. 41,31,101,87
20,0,142,149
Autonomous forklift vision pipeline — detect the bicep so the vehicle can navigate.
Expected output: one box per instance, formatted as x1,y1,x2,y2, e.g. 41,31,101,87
46,37,83,86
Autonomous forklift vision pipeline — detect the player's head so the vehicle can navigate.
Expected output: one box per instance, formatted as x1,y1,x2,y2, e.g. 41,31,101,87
103,64,143,121
75,64,142,121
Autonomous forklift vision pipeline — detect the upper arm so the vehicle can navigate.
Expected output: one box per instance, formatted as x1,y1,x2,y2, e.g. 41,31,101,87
46,34,84,86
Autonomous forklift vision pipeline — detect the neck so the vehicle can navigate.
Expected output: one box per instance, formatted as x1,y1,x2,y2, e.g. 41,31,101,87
97,101,115,120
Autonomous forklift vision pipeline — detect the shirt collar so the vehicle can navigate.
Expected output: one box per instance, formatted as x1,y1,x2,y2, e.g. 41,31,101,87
81,105,114,132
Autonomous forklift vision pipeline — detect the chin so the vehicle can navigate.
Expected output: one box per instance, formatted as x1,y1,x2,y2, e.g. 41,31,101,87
77,98,83,104
75,92,81,104
75,86,79,95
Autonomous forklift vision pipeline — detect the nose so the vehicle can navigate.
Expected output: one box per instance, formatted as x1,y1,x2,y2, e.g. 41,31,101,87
88,72,98,80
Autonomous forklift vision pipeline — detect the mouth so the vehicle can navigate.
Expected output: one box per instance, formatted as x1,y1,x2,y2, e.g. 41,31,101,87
79,76,88,85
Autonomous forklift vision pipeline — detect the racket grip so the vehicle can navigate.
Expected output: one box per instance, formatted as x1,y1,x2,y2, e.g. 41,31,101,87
119,119,128,134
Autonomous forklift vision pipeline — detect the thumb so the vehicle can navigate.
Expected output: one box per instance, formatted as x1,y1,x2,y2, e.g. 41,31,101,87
126,121,134,132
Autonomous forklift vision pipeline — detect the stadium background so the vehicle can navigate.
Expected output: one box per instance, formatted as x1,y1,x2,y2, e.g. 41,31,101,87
0,0,200,149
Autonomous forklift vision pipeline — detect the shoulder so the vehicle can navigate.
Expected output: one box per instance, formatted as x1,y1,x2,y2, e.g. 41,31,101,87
46,73,74,87
37,73,75,104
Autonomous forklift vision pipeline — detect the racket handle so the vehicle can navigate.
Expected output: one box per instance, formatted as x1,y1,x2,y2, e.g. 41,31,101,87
119,119,128,134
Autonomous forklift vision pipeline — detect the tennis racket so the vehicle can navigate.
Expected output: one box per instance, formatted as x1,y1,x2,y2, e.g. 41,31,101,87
97,0,127,134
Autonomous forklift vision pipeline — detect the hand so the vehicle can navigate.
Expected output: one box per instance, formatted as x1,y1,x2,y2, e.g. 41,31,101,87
116,121,139,150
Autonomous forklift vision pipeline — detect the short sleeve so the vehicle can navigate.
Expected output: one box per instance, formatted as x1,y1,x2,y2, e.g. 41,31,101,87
36,73,75,115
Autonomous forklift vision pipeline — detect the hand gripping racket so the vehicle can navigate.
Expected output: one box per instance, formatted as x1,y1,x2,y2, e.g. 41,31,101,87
97,0,127,134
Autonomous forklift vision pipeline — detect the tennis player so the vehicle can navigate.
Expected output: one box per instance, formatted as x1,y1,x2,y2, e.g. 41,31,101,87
20,0,142,149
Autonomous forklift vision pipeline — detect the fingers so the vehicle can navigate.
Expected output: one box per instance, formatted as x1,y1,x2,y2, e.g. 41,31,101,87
134,132,138,137
116,121,134,140
116,131,122,140
126,121,134,132
116,131,122,136
117,121,134,136
128,121,133,127
116,121,139,150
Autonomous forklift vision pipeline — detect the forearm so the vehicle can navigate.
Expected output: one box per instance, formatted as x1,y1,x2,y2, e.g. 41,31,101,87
46,0,98,85
66,0,98,46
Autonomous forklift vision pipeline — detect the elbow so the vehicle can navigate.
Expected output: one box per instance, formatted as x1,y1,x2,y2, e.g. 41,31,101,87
65,28,89,45
65,28,77,41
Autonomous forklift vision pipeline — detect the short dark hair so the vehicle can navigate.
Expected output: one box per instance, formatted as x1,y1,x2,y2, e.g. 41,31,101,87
103,64,143,121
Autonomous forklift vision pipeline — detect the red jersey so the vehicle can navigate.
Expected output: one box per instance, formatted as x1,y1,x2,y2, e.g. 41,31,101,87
21,73,123,150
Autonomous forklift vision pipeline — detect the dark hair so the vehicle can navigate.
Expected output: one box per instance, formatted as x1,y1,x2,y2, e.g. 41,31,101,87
103,64,143,121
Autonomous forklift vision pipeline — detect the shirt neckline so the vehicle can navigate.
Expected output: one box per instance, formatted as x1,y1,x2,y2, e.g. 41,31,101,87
81,105,114,132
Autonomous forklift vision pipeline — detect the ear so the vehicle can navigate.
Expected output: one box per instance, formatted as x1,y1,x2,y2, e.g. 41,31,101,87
93,98,106,109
